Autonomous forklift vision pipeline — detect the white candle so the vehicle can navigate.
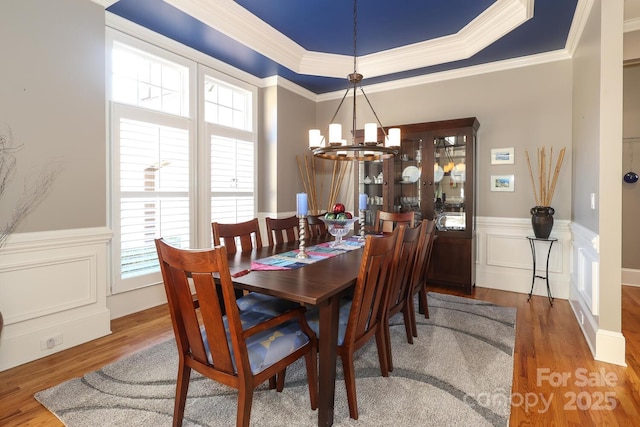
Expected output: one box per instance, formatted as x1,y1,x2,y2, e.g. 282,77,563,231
329,123,342,144
359,193,367,210
387,128,401,147
297,193,308,216
309,129,322,148
364,123,377,143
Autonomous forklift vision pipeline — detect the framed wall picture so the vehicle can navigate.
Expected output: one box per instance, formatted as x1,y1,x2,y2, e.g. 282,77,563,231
491,147,515,165
490,175,515,192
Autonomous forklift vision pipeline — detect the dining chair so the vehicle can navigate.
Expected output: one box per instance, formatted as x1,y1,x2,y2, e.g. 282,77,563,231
383,221,423,371
265,215,299,246
374,210,415,233
155,238,318,427
405,219,437,342
212,218,263,253
306,225,404,420
212,218,299,317
306,213,328,238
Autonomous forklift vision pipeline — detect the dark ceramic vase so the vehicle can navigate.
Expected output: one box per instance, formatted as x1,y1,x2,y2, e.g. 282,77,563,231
531,206,555,239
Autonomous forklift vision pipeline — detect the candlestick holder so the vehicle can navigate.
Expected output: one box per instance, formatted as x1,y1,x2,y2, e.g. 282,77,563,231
358,209,366,240
296,215,309,258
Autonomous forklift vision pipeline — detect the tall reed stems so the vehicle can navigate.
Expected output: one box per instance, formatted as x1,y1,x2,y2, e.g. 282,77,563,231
525,146,566,207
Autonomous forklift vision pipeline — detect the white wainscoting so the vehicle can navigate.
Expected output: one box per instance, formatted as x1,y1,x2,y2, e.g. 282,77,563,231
567,222,599,358
0,227,112,371
475,216,571,300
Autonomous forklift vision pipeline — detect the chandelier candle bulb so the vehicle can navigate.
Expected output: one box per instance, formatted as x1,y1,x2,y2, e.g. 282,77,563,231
329,124,342,145
364,123,377,143
309,129,323,148
296,193,308,216
387,128,401,147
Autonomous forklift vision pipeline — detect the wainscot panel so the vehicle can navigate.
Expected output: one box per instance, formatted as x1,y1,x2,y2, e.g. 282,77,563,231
475,216,571,299
0,227,112,371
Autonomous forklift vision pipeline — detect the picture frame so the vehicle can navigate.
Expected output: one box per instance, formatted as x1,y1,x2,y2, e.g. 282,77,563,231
491,147,515,165
490,174,515,192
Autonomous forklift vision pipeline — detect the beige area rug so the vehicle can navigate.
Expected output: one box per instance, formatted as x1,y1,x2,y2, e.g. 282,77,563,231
35,293,516,426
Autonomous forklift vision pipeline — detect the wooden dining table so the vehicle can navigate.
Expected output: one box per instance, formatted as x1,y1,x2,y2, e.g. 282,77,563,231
225,238,363,427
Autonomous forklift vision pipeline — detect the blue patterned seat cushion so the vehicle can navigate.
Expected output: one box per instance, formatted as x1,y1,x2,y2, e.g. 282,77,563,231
236,292,300,317
305,299,352,346
201,309,310,375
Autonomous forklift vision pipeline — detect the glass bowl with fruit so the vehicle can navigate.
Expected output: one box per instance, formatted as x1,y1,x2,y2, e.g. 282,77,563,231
320,204,357,247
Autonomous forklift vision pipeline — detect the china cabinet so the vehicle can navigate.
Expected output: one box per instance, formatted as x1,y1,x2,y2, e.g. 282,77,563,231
356,117,479,293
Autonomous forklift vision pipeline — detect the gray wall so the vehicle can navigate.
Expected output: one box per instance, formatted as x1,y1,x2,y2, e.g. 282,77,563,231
572,0,624,334
0,0,106,234
316,60,573,221
258,85,316,215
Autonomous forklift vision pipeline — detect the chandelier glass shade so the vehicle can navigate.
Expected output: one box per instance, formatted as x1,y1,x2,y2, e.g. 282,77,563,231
309,0,400,161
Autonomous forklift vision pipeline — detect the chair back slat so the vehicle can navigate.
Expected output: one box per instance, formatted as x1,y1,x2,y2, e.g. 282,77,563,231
375,211,415,233
410,220,436,295
266,216,299,246
307,214,328,238
388,222,422,311
212,218,263,254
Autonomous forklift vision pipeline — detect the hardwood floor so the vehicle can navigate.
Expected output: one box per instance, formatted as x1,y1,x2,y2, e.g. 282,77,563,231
1,286,640,426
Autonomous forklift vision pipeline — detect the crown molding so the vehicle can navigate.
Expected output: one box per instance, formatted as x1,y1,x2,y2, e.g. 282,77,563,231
165,0,533,79
91,0,118,7
314,49,571,102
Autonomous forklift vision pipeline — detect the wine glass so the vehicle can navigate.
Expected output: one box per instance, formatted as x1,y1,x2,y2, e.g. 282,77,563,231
320,217,358,247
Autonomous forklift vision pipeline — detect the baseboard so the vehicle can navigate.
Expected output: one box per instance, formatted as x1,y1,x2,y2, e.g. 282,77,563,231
107,283,168,319
595,329,627,366
622,268,640,287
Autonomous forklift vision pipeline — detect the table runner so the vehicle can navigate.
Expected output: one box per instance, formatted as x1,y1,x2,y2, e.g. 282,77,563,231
251,237,365,271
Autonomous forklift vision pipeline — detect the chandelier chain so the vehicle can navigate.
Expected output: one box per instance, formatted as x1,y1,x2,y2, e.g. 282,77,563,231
353,0,358,74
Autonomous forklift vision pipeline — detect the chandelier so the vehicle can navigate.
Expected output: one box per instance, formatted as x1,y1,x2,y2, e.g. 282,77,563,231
309,0,400,161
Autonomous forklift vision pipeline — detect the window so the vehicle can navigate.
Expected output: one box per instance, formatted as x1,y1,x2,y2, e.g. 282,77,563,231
108,30,256,293
204,74,256,238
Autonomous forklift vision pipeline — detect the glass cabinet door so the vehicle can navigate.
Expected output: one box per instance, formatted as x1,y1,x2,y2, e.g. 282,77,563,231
392,137,423,222
359,160,385,227
433,135,467,231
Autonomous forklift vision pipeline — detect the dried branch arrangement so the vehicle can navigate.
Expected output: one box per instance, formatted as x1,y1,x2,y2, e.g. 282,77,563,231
296,154,321,213
296,154,351,214
327,160,351,212
0,125,61,248
525,146,566,207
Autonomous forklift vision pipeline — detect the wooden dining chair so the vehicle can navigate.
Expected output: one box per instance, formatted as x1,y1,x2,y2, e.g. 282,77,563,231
212,218,299,317
306,213,328,238
155,238,318,427
265,215,299,246
383,221,423,371
212,218,263,253
306,225,404,420
405,219,437,342
374,210,415,233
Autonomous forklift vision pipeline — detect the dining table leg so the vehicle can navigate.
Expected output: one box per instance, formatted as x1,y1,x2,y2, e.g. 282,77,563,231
317,295,340,427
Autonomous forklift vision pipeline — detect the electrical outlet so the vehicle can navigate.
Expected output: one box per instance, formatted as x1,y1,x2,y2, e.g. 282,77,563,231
40,333,63,350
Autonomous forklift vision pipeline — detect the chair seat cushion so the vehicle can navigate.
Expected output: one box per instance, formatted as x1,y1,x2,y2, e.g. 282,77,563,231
236,292,300,317
202,310,310,375
305,299,352,346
